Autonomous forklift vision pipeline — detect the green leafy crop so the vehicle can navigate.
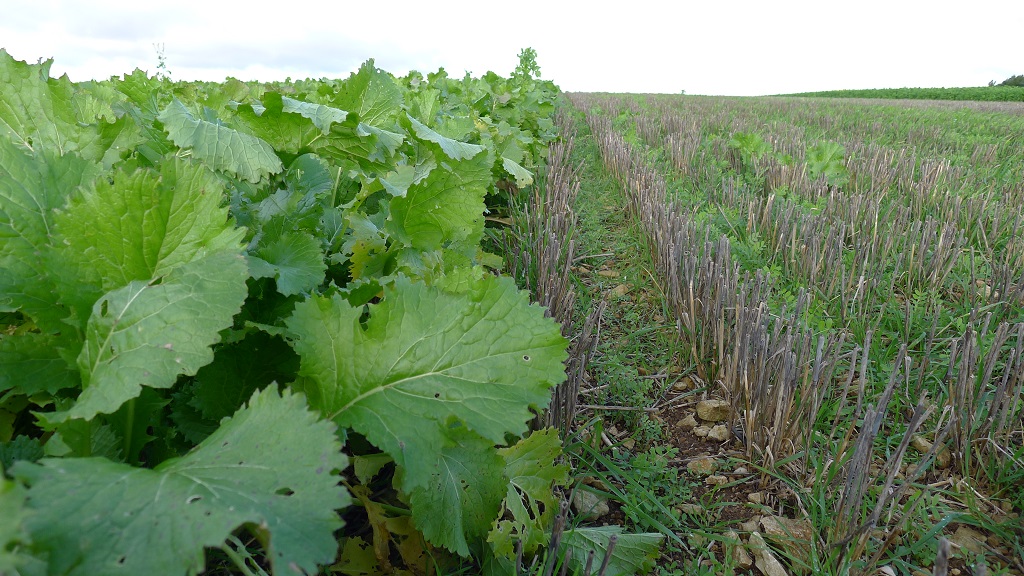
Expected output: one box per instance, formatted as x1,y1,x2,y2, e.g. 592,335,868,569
805,140,850,188
0,48,573,574
286,276,567,555
727,131,771,165
14,387,349,576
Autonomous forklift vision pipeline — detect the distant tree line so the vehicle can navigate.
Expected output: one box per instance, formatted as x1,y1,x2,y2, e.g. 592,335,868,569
988,74,1024,87
778,86,1024,102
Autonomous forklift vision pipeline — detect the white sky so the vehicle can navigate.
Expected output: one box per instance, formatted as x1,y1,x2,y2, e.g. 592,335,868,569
1,0,1021,96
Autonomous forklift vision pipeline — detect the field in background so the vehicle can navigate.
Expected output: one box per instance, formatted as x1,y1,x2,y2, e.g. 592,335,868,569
553,92,1024,574
777,86,1024,102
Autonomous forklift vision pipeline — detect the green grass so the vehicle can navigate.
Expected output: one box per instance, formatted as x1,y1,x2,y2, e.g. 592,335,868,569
554,102,742,573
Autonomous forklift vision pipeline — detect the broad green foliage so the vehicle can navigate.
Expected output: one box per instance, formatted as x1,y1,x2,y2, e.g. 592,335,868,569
0,49,139,164
159,98,283,182
285,277,565,452
56,159,246,289
727,131,771,166
805,141,849,187
71,252,248,421
386,144,492,251
0,473,29,573
0,137,92,331
285,276,567,554
409,425,507,556
250,231,327,296
13,387,349,576
559,527,663,576
0,49,569,574
489,428,570,557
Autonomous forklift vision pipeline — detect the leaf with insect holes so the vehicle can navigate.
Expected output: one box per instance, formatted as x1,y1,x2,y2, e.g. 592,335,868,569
409,424,506,556
285,275,566,553
13,386,350,576
67,251,248,421
159,98,282,182
489,428,569,557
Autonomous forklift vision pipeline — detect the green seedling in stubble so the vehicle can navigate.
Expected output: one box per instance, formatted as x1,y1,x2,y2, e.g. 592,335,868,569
805,140,850,188
727,131,771,172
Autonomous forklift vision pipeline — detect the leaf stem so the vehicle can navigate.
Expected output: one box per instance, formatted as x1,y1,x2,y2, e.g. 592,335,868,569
123,398,135,464
342,480,412,516
220,535,269,576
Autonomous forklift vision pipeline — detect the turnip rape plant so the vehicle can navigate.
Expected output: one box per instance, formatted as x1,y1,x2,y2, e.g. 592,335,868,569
726,131,771,174
805,140,849,188
0,50,657,575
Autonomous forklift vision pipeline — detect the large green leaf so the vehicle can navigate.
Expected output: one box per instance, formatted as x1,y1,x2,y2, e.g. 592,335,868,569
334,61,403,128
14,386,351,576
250,231,327,296
0,50,72,152
232,93,334,155
0,50,93,157
386,149,491,251
233,93,391,174
0,473,30,573
56,159,246,293
69,251,249,420
407,115,485,161
0,137,91,331
282,95,350,134
158,98,282,183
501,157,534,188
408,424,506,556
0,333,79,397
285,275,566,485
559,527,663,576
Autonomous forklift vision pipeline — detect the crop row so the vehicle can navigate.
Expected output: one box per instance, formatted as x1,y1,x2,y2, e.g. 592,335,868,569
566,92,1024,572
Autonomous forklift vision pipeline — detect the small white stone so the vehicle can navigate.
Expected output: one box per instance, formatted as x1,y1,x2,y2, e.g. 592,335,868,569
708,424,732,442
571,490,610,521
677,503,703,515
696,399,731,422
686,456,718,475
706,475,728,486
677,413,698,430
749,532,789,576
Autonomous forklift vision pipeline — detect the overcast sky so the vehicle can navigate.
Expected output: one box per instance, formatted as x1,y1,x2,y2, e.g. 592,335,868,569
1,0,1021,96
